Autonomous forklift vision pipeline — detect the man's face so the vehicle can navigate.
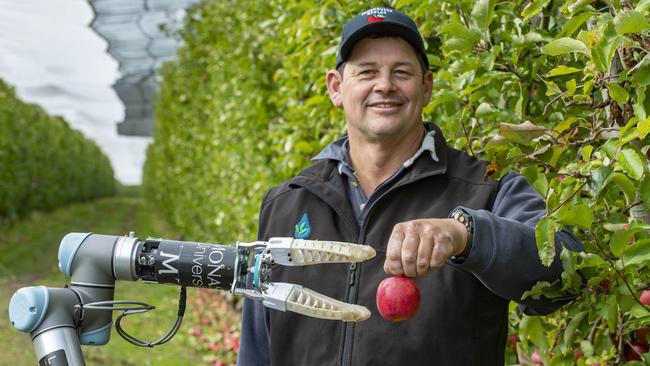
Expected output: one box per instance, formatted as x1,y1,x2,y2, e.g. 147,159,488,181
327,36,432,142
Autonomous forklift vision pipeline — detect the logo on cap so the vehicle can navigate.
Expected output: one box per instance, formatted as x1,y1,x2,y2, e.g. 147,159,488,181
367,16,384,23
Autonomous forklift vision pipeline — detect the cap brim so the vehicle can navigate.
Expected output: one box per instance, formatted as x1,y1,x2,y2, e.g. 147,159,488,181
337,21,424,68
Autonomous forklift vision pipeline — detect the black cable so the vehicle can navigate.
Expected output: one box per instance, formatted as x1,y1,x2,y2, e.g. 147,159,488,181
77,286,188,348
115,286,187,347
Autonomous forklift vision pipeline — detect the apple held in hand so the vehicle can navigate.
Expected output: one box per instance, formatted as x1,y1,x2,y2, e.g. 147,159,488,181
376,276,420,322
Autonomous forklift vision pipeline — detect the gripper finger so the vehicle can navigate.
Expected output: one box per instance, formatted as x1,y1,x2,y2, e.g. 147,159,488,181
266,237,376,266
286,286,371,322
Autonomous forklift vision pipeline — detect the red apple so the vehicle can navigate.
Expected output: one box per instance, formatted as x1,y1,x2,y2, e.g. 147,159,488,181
573,349,584,359
191,325,202,337
624,341,649,361
376,276,420,322
508,334,520,348
637,327,650,345
640,290,650,306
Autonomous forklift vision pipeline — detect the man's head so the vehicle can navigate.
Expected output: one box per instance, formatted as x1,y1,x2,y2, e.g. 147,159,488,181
335,7,429,74
326,8,433,142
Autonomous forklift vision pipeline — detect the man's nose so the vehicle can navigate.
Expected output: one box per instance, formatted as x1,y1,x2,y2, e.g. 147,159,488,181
372,71,397,93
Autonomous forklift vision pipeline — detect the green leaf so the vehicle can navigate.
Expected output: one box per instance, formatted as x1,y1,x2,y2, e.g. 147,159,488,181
634,87,647,122
614,10,648,35
587,166,614,198
619,117,641,146
522,280,564,300
607,295,618,332
545,80,562,96
638,116,650,140
499,121,546,145
563,311,587,347
641,175,650,211
520,315,548,350
555,204,594,229
395,0,418,7
623,238,650,266
609,228,643,257
581,145,594,161
484,134,508,149
606,82,629,104
507,146,526,160
521,0,551,21
536,216,558,266
606,172,637,205
475,102,493,117
629,303,650,318
559,12,594,37
636,0,650,12
566,79,577,97
630,54,650,87
479,51,495,70
542,37,588,55
546,65,582,77
440,21,481,54
555,116,578,133
471,0,495,32
565,0,593,15
577,252,605,268
617,148,645,180
533,172,550,197
592,35,624,73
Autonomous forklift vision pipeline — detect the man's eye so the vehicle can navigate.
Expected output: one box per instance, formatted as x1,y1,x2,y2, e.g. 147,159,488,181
358,69,375,75
394,70,413,76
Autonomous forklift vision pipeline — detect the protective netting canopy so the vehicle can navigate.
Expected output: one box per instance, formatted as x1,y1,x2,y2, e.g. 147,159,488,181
89,0,199,136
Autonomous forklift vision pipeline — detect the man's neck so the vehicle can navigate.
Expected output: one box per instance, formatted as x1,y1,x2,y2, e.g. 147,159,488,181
348,124,425,197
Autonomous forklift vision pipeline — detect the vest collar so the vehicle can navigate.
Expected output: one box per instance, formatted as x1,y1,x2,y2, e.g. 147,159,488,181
298,122,448,184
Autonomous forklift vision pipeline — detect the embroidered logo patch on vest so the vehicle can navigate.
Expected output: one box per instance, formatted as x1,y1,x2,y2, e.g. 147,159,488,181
294,213,311,239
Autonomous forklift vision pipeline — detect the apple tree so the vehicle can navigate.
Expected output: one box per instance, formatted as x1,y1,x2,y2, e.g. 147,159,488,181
145,0,650,364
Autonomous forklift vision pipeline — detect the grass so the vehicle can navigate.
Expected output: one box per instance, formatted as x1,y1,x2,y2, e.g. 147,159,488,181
0,193,206,365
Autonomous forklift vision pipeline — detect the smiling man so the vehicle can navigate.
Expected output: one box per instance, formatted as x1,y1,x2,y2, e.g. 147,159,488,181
238,7,581,366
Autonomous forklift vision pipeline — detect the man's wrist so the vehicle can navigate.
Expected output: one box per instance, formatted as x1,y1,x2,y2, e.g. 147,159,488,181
449,207,474,260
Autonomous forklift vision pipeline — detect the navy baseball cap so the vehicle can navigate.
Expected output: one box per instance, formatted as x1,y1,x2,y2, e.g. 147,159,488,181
335,7,429,70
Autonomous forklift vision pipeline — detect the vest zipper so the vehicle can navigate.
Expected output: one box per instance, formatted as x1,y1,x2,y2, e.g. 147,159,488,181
339,167,448,366
348,263,356,285
341,255,362,366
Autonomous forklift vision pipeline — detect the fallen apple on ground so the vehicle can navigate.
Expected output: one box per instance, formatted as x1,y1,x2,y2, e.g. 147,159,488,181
376,276,420,322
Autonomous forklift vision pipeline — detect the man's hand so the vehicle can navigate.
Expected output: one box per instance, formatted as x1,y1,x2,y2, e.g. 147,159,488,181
384,218,468,277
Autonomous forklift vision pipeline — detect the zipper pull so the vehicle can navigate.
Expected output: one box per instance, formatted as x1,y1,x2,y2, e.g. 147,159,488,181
348,263,357,286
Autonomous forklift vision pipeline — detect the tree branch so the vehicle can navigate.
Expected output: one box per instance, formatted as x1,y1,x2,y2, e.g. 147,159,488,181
547,181,588,217
586,230,650,314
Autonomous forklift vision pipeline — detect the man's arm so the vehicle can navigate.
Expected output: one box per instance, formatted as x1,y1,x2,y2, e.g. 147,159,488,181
237,190,273,366
237,298,270,366
450,171,582,315
383,170,582,315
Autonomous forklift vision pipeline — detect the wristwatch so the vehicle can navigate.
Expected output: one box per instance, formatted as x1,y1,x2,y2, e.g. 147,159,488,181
449,207,474,261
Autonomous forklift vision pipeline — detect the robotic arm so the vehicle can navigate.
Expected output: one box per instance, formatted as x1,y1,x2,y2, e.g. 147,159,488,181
8,232,376,365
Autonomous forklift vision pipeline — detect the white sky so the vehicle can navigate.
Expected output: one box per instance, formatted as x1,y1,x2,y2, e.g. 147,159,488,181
0,0,150,185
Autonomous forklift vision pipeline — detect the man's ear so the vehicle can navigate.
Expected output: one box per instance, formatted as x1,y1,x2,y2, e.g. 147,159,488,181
326,69,343,108
422,70,434,106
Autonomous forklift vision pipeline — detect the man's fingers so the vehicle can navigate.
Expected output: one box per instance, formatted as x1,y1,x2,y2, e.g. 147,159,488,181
385,219,465,276
384,225,405,275
429,234,453,269
400,230,420,277
416,227,435,276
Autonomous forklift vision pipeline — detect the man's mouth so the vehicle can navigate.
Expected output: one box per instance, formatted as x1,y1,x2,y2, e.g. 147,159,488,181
367,100,404,109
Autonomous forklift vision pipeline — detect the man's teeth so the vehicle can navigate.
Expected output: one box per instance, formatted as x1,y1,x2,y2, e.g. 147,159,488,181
372,103,399,108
